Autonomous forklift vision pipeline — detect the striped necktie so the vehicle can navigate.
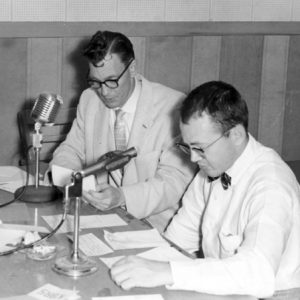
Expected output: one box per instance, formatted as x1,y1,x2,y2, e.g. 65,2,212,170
114,109,127,151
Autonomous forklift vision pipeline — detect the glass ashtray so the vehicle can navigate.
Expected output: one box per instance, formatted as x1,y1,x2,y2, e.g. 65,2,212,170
26,242,57,261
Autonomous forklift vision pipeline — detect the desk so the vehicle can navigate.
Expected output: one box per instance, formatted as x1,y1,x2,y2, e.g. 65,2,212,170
0,189,256,300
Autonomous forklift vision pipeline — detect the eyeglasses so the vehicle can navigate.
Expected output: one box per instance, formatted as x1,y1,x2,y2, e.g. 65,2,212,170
176,130,230,156
87,59,133,90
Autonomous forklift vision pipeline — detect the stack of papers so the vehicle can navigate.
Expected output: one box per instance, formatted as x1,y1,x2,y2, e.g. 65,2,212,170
0,166,34,193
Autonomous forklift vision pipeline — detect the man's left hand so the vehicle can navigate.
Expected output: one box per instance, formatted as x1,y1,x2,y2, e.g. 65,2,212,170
83,183,125,210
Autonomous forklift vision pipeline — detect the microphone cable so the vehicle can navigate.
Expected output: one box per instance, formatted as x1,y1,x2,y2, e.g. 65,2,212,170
0,145,33,208
0,200,68,256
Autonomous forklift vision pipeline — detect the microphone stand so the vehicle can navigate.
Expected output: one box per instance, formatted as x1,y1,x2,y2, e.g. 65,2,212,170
15,122,60,202
52,147,137,277
52,171,97,277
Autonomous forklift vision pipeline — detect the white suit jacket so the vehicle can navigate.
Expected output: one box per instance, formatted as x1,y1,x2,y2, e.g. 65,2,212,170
50,75,196,231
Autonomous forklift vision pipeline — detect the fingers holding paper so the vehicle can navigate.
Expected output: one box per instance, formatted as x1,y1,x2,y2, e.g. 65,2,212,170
83,183,125,210
110,255,173,290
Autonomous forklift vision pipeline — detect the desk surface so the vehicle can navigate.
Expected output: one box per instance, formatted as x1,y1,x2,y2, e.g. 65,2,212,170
0,189,256,300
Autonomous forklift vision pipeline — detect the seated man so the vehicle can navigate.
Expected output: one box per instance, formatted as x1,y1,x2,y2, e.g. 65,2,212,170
110,81,300,298
50,30,196,232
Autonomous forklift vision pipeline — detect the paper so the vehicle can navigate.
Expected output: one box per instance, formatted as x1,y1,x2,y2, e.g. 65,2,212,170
100,246,191,269
42,215,74,233
79,233,113,256
92,294,164,300
43,214,127,233
79,214,127,228
0,228,26,251
0,224,49,234
103,228,169,250
28,283,80,300
51,164,96,191
0,166,34,193
42,214,126,233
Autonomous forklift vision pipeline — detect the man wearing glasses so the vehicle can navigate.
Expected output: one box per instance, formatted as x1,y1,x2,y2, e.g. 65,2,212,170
50,31,196,232
110,81,300,299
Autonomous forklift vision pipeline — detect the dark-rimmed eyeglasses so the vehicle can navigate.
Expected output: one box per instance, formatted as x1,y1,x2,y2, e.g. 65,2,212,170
87,59,133,90
176,129,231,156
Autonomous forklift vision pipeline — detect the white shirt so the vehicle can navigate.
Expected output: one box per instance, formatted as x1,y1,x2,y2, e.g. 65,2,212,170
110,77,141,143
165,134,300,298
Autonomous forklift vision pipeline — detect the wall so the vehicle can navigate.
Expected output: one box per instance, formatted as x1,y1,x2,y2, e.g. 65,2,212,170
0,1,299,165
0,22,299,166
0,0,300,22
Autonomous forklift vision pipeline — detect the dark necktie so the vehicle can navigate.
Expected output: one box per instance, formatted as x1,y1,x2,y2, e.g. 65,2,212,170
208,173,231,190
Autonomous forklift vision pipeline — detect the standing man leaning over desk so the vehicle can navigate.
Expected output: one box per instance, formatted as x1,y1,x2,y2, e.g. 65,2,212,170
110,81,300,299
50,30,196,232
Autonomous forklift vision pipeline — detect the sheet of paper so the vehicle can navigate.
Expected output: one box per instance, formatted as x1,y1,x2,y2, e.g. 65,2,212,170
28,283,80,300
42,215,74,233
0,224,49,233
79,214,127,228
103,228,169,250
79,233,113,256
0,228,26,252
43,214,127,233
100,246,191,269
51,164,96,191
0,166,34,193
92,294,164,300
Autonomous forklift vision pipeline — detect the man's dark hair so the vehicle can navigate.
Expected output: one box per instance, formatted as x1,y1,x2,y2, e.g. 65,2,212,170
181,81,248,132
83,31,135,66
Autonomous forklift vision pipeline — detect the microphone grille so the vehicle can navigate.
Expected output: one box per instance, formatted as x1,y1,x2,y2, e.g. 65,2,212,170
31,93,63,124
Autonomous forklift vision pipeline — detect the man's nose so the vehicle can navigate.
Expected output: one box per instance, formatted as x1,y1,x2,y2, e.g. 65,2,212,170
100,85,109,96
190,150,203,163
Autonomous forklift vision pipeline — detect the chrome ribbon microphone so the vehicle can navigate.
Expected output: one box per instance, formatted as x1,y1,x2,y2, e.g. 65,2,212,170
31,92,63,124
80,147,138,178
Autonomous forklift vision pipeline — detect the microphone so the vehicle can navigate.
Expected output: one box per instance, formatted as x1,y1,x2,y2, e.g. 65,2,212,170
31,92,63,124
80,147,138,178
15,92,63,203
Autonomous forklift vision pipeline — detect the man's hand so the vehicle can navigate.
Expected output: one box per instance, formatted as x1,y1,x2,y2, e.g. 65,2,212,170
83,183,125,210
110,256,173,290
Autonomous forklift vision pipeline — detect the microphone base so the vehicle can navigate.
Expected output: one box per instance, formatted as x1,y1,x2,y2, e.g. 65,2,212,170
14,185,61,203
53,254,98,277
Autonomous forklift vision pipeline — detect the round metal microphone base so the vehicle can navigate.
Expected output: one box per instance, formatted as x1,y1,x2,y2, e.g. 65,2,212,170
53,255,98,277
14,185,61,203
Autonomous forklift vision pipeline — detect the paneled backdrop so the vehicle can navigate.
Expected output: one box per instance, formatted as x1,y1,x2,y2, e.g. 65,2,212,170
0,22,299,165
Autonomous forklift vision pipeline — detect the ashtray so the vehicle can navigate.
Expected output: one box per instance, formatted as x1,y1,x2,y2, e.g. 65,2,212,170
27,243,57,261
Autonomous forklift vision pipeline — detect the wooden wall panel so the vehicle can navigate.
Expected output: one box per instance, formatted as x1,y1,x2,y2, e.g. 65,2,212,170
0,23,299,165
258,36,289,155
27,38,63,106
61,37,89,108
191,36,221,90
283,36,300,161
219,35,264,137
129,37,146,76
0,38,27,164
146,36,192,93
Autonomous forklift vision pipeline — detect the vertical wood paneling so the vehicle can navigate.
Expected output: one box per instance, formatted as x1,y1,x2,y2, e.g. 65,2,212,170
219,35,264,137
61,37,88,108
0,38,27,164
27,38,62,105
191,36,221,90
129,37,146,76
146,36,192,93
258,36,289,155
282,36,300,161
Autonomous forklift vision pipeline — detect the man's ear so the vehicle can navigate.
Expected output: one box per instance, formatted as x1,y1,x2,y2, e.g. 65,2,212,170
230,124,246,146
129,60,137,77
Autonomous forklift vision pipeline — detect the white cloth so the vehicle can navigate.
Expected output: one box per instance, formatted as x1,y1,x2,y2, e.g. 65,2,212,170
164,134,300,298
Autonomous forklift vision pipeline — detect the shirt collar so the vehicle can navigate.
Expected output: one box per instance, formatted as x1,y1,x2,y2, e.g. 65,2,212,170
226,134,259,185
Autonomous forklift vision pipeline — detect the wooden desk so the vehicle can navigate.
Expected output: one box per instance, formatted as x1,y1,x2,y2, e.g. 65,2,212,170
0,190,256,300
